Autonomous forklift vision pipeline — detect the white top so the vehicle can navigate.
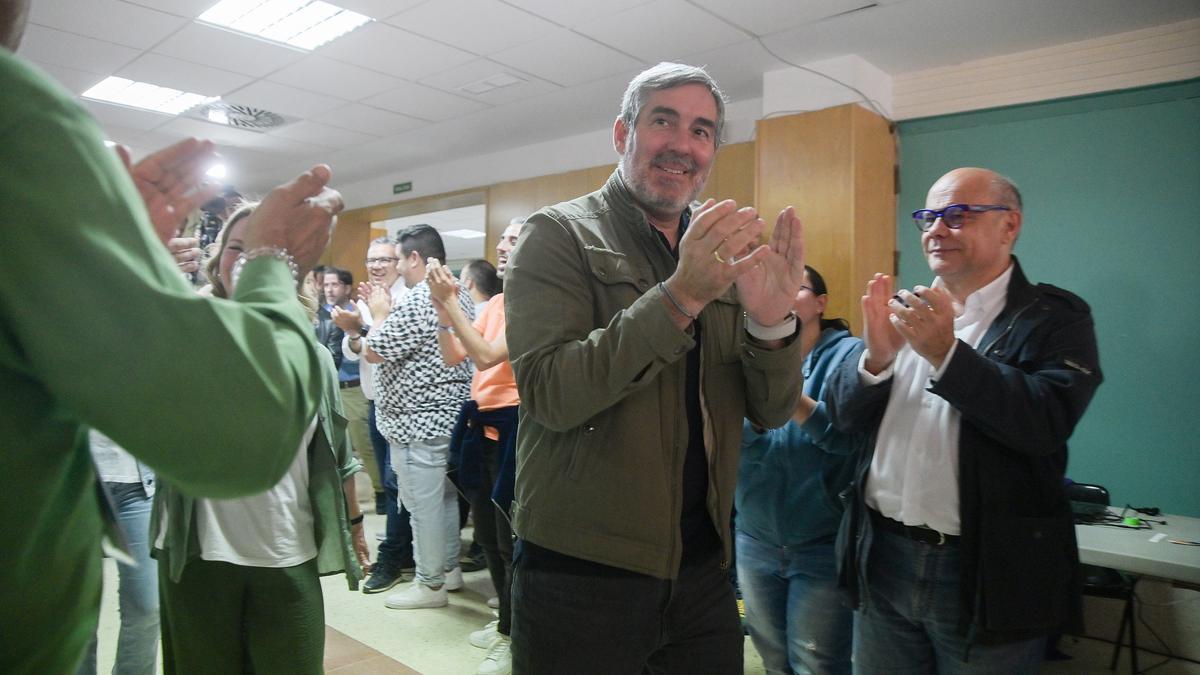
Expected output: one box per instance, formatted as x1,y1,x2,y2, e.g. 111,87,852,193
195,417,319,567
342,277,408,400
860,264,1013,536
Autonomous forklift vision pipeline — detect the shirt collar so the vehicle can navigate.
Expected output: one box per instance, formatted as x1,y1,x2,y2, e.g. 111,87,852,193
933,261,1013,324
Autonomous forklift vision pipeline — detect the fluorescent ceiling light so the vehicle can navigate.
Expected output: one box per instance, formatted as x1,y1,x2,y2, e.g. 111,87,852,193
199,0,372,51
206,164,229,180
441,229,487,239
83,77,218,115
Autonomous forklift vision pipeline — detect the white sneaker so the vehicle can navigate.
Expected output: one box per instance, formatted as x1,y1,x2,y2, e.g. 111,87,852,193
384,580,448,609
444,566,463,592
469,619,500,649
487,596,500,609
477,635,511,675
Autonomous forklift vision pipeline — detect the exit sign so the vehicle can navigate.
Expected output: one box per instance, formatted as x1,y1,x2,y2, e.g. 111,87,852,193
393,181,412,195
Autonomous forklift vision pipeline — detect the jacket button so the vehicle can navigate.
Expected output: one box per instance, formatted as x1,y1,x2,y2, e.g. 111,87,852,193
584,425,595,433
718,560,730,570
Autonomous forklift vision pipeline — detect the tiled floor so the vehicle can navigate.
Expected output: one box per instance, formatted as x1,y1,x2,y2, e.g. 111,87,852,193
92,500,1196,674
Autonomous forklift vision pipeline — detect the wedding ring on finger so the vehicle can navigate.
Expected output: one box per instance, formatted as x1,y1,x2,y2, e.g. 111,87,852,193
713,249,728,264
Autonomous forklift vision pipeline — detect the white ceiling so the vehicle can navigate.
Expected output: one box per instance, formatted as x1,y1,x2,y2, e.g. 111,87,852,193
18,0,1200,195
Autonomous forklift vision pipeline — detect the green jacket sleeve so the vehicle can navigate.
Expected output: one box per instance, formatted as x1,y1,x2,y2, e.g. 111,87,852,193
0,61,322,498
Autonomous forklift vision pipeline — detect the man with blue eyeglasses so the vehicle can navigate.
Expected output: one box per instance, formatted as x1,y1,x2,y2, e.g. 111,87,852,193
827,167,1103,673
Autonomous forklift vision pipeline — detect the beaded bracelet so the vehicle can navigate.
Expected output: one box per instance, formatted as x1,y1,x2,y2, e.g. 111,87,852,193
231,246,299,290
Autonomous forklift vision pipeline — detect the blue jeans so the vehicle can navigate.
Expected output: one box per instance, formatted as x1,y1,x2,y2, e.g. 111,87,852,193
391,435,459,586
369,402,414,571
854,528,1044,674
78,483,159,675
736,530,851,675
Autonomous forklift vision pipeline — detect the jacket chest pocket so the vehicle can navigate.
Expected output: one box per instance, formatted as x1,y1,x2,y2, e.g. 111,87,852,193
584,246,652,304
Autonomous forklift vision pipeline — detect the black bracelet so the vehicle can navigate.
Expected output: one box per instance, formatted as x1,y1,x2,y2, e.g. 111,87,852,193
349,513,364,526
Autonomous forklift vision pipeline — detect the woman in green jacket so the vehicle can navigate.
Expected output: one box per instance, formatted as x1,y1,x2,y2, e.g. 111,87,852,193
152,204,370,673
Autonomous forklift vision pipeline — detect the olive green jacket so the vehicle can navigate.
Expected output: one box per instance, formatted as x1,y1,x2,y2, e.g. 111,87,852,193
504,170,804,579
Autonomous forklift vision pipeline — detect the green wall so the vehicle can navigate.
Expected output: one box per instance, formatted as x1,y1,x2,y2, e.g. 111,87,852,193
895,79,1200,517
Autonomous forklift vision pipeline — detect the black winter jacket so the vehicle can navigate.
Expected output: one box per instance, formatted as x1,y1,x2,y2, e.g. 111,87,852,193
827,257,1103,645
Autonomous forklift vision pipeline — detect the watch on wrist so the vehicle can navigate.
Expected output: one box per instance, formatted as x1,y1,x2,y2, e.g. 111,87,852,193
358,325,369,338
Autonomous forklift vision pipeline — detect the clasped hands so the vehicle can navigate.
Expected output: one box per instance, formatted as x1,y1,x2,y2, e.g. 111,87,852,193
861,273,957,374
664,199,806,328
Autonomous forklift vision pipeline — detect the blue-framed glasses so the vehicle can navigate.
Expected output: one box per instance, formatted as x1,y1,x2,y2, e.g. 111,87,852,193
912,204,1011,231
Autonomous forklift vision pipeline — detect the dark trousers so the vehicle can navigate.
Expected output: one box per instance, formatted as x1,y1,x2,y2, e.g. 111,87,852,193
469,438,513,635
511,542,743,674
369,401,414,571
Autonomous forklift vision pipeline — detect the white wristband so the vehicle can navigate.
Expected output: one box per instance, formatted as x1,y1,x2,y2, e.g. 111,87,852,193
745,312,797,341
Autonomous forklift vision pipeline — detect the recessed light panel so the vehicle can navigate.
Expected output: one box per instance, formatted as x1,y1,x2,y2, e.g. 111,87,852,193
199,0,372,51
82,77,218,115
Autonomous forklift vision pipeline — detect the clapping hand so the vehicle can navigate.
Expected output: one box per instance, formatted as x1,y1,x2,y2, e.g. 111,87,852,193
115,138,222,245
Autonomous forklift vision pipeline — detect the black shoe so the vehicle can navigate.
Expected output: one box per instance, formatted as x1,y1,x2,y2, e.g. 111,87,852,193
460,550,487,573
374,492,387,516
362,567,403,594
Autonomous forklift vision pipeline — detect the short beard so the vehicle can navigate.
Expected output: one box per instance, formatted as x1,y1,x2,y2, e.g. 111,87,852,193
619,153,704,218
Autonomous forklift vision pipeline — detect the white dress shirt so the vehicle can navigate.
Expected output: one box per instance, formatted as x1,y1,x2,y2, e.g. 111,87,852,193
860,264,1013,535
342,277,408,400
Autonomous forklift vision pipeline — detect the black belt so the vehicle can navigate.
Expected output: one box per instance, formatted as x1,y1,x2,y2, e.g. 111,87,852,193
869,508,959,546
339,379,361,389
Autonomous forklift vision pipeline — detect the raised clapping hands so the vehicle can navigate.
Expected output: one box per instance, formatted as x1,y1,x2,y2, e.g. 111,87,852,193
663,199,805,328
241,164,344,275
861,273,957,373
425,259,458,317
359,282,391,323
734,206,806,327
115,138,222,246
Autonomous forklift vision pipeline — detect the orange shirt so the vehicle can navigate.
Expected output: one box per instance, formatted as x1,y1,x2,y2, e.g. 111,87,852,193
472,294,519,414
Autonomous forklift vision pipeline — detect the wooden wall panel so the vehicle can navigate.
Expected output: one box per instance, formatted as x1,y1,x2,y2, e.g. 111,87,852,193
486,164,614,263
756,104,895,334
699,141,756,208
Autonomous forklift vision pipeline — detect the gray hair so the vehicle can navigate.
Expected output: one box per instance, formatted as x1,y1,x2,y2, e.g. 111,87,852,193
990,173,1023,211
618,62,727,147
369,235,394,247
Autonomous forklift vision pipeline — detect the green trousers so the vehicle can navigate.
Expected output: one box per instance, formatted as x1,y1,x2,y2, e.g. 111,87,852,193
159,557,324,674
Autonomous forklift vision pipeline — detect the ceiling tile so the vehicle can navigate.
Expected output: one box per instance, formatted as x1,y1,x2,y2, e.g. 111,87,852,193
19,24,140,74
363,81,489,121
80,100,173,132
30,0,188,49
268,55,403,101
501,0,654,29
389,0,558,54
122,0,220,19
576,0,749,62
319,21,475,81
491,28,645,87
312,103,429,136
153,23,306,78
157,115,275,149
268,120,378,149
419,59,560,105
690,0,883,35
118,53,252,97
29,62,108,95
334,0,429,21
226,80,348,118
